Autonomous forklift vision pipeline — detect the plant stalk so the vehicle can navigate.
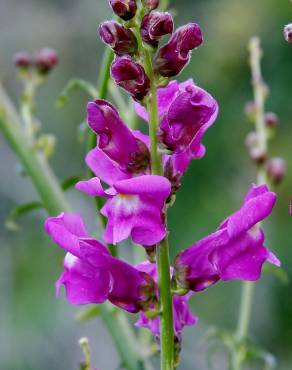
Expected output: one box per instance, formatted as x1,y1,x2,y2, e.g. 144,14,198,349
142,41,174,370
231,37,269,370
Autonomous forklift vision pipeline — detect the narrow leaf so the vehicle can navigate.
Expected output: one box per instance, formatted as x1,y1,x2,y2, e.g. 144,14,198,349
5,201,43,231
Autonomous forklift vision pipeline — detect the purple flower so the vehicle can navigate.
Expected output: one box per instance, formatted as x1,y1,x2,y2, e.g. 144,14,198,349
141,12,174,47
135,79,218,171
109,0,137,21
174,184,280,292
111,56,150,100
44,213,155,312
135,261,197,340
99,21,138,56
87,99,150,174
154,23,202,77
76,174,171,246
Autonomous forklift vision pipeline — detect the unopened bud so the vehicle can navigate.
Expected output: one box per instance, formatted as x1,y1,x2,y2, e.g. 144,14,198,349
266,157,286,185
283,23,292,44
99,21,137,56
33,48,58,74
264,112,279,128
245,131,266,164
109,0,137,21
13,51,31,69
111,56,150,100
141,12,174,47
154,23,203,77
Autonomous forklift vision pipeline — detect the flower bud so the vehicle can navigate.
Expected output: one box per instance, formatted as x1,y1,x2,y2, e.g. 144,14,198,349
144,0,159,11
111,56,150,100
109,0,137,21
244,100,256,121
99,21,138,56
13,51,31,69
154,23,203,77
283,23,292,44
266,157,286,185
245,131,266,164
33,48,58,74
264,112,279,128
141,12,174,47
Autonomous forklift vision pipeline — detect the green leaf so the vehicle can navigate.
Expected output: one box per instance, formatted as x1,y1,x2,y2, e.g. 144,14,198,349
5,201,44,231
61,175,82,191
75,306,101,321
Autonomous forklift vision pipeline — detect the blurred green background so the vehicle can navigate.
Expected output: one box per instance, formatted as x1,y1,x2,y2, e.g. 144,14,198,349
0,0,291,369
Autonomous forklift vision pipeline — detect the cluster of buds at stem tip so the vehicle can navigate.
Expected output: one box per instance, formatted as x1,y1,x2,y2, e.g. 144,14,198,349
141,11,174,47
13,48,58,75
154,23,203,77
99,21,138,56
283,23,292,45
111,56,150,100
109,0,137,21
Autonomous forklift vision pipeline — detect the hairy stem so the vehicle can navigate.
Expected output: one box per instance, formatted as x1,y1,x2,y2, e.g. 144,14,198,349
232,37,268,370
142,36,174,370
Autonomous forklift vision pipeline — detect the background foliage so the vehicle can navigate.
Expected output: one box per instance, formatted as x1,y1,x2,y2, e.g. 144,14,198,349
0,0,291,369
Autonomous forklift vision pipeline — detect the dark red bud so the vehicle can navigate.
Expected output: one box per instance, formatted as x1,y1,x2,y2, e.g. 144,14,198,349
245,131,267,164
109,0,137,21
33,48,58,74
99,21,138,56
111,56,150,100
144,0,159,11
264,112,279,128
141,12,174,47
154,23,203,77
266,157,286,185
283,23,292,45
13,51,31,69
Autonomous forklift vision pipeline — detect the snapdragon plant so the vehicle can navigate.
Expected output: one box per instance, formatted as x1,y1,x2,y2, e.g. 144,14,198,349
0,1,288,370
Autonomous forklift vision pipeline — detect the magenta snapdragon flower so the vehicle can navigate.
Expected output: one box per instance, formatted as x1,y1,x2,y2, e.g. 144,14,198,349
87,99,150,174
76,169,171,245
135,79,218,172
135,261,197,340
174,184,280,292
44,213,155,312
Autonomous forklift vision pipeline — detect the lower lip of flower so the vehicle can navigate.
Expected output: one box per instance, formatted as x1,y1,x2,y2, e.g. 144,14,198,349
114,194,140,216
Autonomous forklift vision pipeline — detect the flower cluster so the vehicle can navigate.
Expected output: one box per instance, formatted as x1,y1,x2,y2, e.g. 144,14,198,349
45,0,280,351
14,48,58,75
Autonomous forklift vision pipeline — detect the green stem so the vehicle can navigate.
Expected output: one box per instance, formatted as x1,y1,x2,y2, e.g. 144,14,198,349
0,84,144,370
232,37,269,370
0,85,70,215
100,304,142,370
141,35,174,369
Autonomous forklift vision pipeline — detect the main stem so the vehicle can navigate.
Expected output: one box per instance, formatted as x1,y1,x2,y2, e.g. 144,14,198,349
232,37,268,370
143,46,174,369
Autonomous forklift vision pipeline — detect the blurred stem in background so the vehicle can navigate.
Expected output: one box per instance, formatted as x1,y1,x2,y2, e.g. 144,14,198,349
0,52,149,369
231,37,269,370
